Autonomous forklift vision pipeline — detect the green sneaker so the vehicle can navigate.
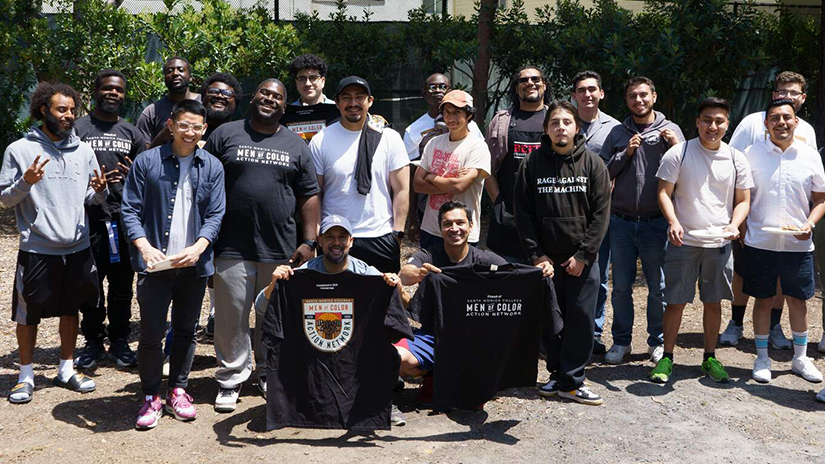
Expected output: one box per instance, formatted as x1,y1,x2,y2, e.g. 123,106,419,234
701,357,730,383
650,357,673,383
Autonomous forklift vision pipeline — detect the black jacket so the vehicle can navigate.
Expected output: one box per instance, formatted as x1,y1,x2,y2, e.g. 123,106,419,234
514,134,610,266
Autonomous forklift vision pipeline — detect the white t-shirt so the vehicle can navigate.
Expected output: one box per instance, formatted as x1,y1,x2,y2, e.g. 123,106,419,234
729,111,818,152
656,139,753,248
310,122,409,238
744,139,825,252
167,154,196,259
403,113,483,161
419,133,491,243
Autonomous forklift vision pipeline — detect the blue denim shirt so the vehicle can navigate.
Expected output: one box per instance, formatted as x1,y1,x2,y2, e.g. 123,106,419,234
121,143,225,276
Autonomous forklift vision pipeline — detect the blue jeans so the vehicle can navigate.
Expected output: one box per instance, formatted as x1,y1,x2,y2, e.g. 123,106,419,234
609,214,666,347
594,228,610,340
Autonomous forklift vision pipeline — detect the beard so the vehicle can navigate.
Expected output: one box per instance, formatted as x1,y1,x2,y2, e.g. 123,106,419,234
166,78,190,94
630,105,653,119
44,112,73,139
324,248,348,264
206,106,234,124
252,101,283,123
95,95,121,115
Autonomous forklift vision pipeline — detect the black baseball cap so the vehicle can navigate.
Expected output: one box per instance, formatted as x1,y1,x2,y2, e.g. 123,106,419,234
334,76,371,99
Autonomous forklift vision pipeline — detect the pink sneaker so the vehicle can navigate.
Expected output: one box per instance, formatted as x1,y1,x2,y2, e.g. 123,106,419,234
135,396,163,430
165,388,197,421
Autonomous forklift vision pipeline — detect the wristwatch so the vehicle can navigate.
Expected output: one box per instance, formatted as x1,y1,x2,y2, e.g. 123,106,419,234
302,239,317,249
392,230,405,240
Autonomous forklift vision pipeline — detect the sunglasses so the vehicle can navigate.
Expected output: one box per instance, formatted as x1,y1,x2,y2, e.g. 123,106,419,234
518,76,543,85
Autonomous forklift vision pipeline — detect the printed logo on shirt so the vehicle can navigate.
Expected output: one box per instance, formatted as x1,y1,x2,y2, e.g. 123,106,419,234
303,298,354,352
235,145,290,167
427,147,462,211
512,141,540,161
465,295,523,317
643,133,661,145
83,134,133,155
286,120,326,142
536,176,588,194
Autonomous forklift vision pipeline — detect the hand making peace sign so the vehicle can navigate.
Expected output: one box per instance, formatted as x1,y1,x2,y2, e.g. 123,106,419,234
23,155,50,185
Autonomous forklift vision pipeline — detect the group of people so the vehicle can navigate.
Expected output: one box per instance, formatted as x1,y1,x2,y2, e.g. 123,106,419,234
3,52,825,431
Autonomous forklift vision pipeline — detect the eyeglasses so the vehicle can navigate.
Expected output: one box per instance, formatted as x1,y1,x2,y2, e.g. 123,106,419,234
175,121,205,132
775,90,802,98
206,88,235,98
427,83,449,92
297,75,322,84
518,76,543,85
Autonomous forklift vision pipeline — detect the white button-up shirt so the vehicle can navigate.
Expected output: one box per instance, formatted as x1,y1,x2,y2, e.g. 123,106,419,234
744,139,825,252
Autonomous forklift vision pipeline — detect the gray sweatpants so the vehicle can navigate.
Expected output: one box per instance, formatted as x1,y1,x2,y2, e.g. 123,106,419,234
213,258,279,389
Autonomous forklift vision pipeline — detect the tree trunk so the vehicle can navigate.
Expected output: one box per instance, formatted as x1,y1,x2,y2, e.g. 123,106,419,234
473,0,495,125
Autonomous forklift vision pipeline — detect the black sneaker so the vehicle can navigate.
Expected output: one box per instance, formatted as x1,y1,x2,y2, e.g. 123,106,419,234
592,339,607,355
109,341,137,367
74,340,106,369
204,314,215,338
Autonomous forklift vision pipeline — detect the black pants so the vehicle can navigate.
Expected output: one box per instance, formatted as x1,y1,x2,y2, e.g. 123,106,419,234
350,232,401,273
80,220,134,343
543,261,598,391
136,267,207,395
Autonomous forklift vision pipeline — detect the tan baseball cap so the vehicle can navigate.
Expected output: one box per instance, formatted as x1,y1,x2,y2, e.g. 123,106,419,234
439,90,473,110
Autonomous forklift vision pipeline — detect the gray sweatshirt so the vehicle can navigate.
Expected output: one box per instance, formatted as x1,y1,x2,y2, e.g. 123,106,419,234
602,112,684,217
0,127,108,255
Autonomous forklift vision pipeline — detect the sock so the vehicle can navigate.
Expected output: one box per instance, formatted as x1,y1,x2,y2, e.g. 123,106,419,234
58,358,75,381
731,305,746,327
703,352,715,362
208,287,215,316
663,352,673,362
18,363,34,386
754,333,769,359
792,330,808,359
770,307,783,329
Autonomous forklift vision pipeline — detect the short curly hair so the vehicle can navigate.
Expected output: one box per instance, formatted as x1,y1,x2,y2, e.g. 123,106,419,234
29,82,80,121
93,69,126,91
288,54,328,78
200,72,243,100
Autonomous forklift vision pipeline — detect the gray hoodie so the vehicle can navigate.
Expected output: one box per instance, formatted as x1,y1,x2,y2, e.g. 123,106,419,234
0,127,107,255
602,111,684,217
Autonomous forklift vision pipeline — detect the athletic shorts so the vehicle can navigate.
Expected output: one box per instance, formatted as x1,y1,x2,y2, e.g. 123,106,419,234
11,248,100,325
663,244,732,304
742,246,814,300
394,329,435,372
731,239,748,278
350,232,401,273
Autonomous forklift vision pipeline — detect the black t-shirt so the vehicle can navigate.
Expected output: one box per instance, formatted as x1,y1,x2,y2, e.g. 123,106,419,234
488,108,546,258
261,270,414,431
204,120,320,262
280,103,341,143
74,115,145,222
407,244,508,269
410,264,560,410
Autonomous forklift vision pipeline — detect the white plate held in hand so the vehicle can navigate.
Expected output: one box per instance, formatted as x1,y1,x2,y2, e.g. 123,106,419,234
688,228,736,239
762,226,806,236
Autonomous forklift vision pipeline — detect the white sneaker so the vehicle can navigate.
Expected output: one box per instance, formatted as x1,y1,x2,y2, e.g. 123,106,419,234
816,388,825,403
719,320,744,346
818,336,825,354
792,357,823,383
215,386,241,412
647,345,664,364
770,324,792,350
604,344,631,365
752,356,772,383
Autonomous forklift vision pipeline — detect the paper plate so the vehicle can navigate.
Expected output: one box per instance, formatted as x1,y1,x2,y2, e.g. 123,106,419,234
688,229,735,239
762,226,806,236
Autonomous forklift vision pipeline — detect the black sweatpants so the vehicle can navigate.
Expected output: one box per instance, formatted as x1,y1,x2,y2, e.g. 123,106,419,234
350,232,401,273
543,261,598,391
136,267,207,395
80,219,135,343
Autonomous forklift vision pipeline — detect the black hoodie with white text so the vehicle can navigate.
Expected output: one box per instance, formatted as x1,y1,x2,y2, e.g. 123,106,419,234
514,133,610,266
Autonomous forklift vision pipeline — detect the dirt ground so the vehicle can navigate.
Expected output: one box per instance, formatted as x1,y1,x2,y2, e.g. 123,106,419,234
1,208,825,464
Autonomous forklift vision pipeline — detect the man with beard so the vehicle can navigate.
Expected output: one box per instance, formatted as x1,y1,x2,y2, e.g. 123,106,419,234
485,65,550,263
571,71,621,354
204,78,320,413
73,69,145,370
310,76,410,273
201,72,241,141
601,76,683,366
721,71,817,351
137,57,201,149
2,82,109,404
403,73,483,241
